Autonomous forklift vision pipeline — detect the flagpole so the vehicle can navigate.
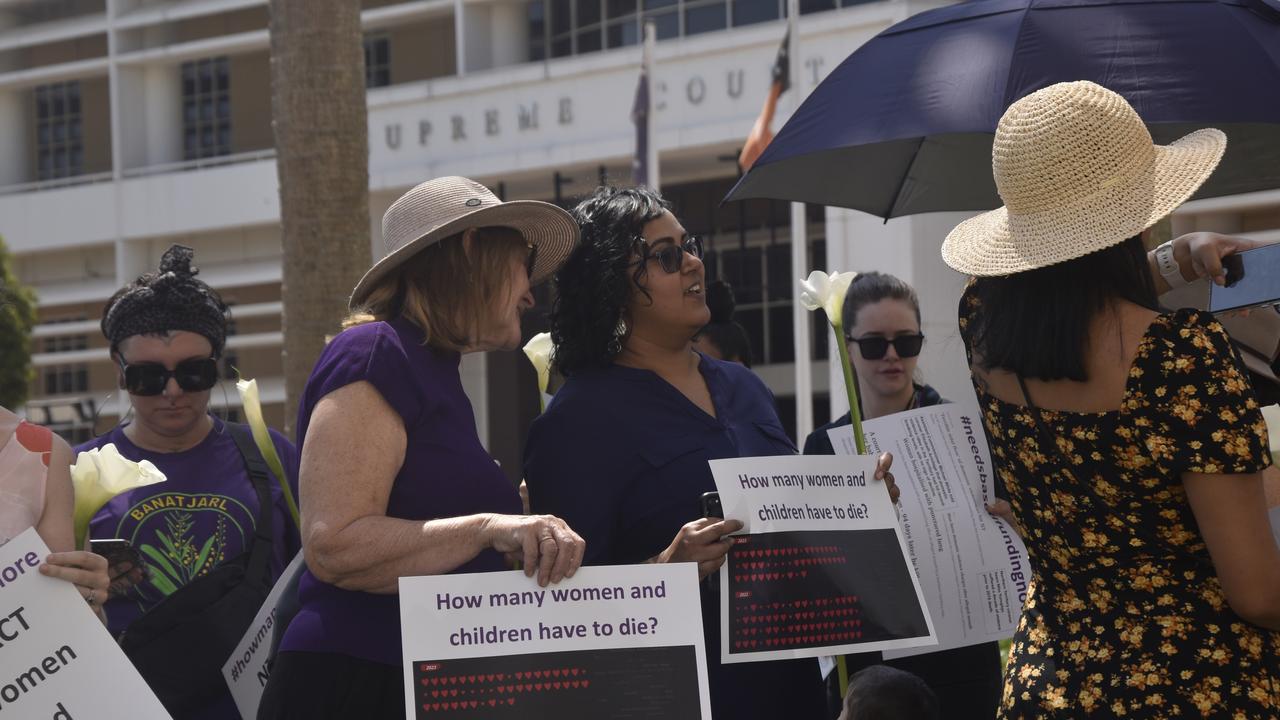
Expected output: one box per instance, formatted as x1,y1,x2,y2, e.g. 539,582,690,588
787,0,811,447
643,20,660,191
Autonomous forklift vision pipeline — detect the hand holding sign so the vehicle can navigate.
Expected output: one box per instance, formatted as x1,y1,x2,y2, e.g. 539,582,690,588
0,528,170,719
483,514,585,586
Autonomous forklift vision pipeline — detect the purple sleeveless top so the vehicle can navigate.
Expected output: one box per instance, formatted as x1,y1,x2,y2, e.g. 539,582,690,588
279,317,520,665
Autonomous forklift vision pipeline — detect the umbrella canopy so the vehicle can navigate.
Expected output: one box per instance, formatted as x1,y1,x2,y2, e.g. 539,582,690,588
725,0,1280,219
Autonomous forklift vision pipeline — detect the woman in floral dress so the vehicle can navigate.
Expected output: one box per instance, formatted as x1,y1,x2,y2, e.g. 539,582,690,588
943,81,1280,717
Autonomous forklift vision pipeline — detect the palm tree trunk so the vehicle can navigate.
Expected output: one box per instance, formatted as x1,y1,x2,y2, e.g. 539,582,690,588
269,0,370,437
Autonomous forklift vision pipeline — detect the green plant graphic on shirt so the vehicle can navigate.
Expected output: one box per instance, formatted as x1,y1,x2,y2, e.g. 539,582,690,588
138,512,229,596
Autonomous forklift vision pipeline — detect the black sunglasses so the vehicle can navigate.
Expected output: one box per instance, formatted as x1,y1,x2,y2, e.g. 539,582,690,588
845,334,925,360
120,357,220,396
638,235,704,274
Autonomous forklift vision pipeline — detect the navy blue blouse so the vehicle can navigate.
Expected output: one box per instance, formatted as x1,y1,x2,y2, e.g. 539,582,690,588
524,354,826,720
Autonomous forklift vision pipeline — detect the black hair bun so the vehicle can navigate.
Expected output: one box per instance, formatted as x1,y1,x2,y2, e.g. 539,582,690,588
707,280,735,324
158,245,197,277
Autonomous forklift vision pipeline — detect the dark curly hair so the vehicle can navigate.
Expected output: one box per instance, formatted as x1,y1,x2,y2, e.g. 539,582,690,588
101,245,230,357
551,186,669,376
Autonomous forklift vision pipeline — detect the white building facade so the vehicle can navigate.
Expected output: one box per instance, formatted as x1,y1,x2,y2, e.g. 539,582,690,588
4,0,1278,476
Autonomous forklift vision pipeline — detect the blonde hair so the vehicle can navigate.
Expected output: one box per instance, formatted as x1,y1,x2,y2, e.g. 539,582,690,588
344,226,528,350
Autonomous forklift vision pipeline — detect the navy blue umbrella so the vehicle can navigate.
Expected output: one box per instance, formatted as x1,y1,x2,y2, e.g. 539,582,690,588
726,0,1280,218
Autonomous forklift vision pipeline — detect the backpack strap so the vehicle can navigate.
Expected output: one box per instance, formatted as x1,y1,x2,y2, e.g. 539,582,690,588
225,422,275,581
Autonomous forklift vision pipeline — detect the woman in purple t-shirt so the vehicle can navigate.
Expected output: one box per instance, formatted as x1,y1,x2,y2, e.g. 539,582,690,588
258,176,586,719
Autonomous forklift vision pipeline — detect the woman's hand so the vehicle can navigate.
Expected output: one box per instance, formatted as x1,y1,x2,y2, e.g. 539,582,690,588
484,514,585,587
985,498,1024,537
656,517,745,580
875,451,900,504
40,551,110,613
1166,232,1264,289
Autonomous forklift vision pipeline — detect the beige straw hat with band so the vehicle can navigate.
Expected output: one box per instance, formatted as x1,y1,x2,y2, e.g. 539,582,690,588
941,81,1226,277
350,176,579,308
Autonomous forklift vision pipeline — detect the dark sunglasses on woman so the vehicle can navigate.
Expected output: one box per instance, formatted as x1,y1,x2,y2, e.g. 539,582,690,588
120,357,220,396
638,235,704,274
845,334,925,360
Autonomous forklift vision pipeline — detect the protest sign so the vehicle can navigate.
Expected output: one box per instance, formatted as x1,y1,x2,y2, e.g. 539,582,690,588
222,551,303,719
0,527,170,719
830,402,1028,659
711,455,935,664
399,564,710,719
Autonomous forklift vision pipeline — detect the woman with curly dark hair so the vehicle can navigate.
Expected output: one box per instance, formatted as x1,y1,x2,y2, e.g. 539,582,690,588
523,185,897,718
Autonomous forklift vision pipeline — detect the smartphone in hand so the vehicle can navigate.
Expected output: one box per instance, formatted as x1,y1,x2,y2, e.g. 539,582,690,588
700,491,723,519
1209,243,1280,313
89,538,146,595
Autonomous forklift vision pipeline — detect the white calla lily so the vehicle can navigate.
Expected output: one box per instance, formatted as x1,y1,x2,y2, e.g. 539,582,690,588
236,376,300,529
523,332,555,399
72,444,166,548
799,269,866,454
799,270,857,327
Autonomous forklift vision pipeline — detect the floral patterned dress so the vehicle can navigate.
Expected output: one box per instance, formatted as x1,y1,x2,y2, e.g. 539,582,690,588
959,291,1280,718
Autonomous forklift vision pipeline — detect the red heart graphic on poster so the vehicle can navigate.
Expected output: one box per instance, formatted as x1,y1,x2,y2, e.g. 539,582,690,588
516,672,524,680
451,689,460,698
489,699,497,707
508,698,516,706
553,669,562,678
556,682,565,690
432,703,441,711
498,687,507,694
582,680,590,688
431,691,439,698
450,702,459,710
536,683,545,691
469,701,478,709
572,681,582,689
535,671,544,679
571,668,580,676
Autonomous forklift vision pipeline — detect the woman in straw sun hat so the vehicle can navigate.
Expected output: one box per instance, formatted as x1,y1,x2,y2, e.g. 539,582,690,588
258,176,586,719
944,80,1280,717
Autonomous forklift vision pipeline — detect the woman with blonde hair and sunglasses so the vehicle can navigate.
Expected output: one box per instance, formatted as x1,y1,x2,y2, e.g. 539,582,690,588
524,185,898,719
258,177,586,719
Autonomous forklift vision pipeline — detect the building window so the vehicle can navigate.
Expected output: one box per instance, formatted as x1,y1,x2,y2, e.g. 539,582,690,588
43,364,89,396
43,334,89,353
34,81,83,181
364,34,391,88
182,57,231,161
529,1,548,59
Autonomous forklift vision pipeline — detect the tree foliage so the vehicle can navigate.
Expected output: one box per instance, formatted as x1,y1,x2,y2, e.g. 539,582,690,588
0,235,37,409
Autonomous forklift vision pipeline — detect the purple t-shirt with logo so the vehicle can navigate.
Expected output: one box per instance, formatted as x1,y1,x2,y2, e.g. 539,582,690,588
78,420,301,637
278,317,520,666
77,418,300,720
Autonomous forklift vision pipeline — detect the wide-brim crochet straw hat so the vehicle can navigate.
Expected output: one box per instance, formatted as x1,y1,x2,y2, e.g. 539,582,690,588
350,176,578,308
941,81,1226,277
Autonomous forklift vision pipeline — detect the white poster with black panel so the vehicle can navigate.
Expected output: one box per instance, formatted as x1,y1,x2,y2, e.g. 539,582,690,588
400,564,711,719
829,402,1028,658
711,454,936,664
0,527,171,719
